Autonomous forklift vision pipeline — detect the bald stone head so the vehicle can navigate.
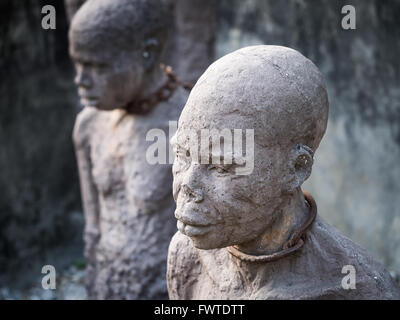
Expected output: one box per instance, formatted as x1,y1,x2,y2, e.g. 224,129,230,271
171,45,329,249
69,0,171,110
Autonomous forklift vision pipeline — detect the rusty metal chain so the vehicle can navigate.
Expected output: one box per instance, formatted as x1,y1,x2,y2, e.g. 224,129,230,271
126,64,193,115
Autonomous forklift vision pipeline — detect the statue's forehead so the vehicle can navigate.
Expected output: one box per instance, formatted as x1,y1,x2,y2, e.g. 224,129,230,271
179,105,246,131
69,13,143,58
69,30,137,64
179,87,265,132
175,92,284,151
175,110,259,151
69,45,112,64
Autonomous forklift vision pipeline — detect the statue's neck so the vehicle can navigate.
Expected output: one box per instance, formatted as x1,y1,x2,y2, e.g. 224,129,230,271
118,64,170,118
233,188,309,256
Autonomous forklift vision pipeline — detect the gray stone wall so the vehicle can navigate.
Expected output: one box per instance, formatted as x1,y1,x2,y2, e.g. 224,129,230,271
217,0,400,274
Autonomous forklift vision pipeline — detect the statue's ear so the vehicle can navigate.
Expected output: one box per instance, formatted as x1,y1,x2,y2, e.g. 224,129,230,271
283,144,314,192
142,38,159,71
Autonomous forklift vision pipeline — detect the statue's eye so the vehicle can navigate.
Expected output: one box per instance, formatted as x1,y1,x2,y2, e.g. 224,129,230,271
93,63,108,73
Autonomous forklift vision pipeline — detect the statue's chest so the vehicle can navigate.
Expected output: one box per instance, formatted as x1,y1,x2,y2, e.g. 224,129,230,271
190,247,349,300
189,251,256,299
88,113,173,213
89,115,146,197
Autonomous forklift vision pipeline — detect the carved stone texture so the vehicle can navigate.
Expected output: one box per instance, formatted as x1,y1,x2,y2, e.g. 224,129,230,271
167,45,400,299
69,0,188,299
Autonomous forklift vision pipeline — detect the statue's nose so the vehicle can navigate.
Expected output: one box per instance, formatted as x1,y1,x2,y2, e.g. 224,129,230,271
182,184,204,203
74,67,92,88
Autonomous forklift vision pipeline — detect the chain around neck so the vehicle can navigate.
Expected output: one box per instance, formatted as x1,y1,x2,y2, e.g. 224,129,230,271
126,64,193,115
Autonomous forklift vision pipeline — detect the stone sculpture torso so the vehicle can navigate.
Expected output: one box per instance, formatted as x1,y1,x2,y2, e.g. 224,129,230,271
75,87,188,299
168,216,400,300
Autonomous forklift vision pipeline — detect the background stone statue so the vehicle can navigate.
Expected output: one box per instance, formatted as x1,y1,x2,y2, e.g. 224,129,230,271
167,45,400,299
69,0,190,299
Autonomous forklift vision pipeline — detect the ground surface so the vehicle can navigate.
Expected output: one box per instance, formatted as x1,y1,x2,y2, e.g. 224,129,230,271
0,264,87,300
1,263,399,300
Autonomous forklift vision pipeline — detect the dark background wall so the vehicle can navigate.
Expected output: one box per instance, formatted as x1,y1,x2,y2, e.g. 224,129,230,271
0,0,399,290
0,0,83,287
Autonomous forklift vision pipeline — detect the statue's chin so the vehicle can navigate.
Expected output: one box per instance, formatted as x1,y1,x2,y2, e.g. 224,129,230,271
190,240,216,250
80,96,129,111
90,104,125,111
188,234,230,251
80,97,99,108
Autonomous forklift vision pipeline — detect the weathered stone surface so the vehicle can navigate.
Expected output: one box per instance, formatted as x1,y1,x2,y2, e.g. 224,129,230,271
69,0,189,299
167,46,400,299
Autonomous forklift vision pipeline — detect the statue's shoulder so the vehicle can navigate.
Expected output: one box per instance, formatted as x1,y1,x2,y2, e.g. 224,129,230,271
307,217,400,299
73,107,99,149
167,231,201,299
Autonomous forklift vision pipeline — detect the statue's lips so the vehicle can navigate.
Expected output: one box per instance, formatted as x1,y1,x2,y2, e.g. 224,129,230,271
177,220,214,237
78,90,98,99
80,96,99,106
80,95,99,101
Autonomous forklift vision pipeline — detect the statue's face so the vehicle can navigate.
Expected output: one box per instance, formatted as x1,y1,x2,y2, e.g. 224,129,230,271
171,97,288,250
172,46,327,250
70,43,145,111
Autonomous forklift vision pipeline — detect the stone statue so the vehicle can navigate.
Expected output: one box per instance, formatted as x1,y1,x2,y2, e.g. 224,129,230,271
167,45,400,299
69,0,190,299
